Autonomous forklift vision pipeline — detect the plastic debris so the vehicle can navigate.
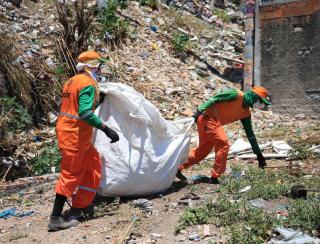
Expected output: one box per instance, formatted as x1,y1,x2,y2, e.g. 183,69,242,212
272,141,292,155
229,138,251,154
132,199,153,212
268,227,320,243
203,224,210,236
150,26,158,32
0,207,34,219
239,186,251,193
249,198,267,208
189,233,201,241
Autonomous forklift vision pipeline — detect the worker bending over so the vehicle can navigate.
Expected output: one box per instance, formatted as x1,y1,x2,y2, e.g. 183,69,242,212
176,87,271,184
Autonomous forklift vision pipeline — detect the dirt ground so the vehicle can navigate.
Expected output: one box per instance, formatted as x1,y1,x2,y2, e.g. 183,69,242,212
0,160,294,244
0,167,214,243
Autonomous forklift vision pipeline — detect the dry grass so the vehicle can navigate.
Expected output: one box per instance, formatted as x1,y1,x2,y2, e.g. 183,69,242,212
0,32,62,121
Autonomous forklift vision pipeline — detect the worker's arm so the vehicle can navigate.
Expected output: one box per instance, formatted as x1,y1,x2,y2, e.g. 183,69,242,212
241,117,261,154
241,117,267,168
78,86,119,143
198,88,239,112
78,86,102,128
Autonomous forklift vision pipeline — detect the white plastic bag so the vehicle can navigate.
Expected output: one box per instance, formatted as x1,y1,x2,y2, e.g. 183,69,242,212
93,83,193,197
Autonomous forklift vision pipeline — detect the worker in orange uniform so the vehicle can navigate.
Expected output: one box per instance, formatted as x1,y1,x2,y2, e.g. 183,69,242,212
176,87,271,184
48,51,119,231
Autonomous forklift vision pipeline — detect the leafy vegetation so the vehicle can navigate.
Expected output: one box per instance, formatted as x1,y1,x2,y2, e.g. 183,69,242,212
286,199,320,234
288,143,314,160
212,9,230,22
137,0,158,10
29,142,61,175
98,0,129,42
218,167,295,200
176,167,320,241
0,97,32,133
171,32,190,54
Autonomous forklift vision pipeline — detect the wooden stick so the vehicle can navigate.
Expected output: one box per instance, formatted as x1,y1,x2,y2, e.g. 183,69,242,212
1,165,13,183
117,216,138,244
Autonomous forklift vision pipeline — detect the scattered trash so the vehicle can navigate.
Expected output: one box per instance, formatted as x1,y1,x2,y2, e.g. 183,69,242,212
309,145,320,157
203,224,210,236
230,169,245,179
132,199,153,212
150,26,158,32
290,184,320,199
268,227,320,243
180,192,201,200
175,235,186,242
150,233,162,239
239,186,251,193
189,175,210,184
248,198,267,208
0,207,34,219
189,233,201,241
272,141,292,155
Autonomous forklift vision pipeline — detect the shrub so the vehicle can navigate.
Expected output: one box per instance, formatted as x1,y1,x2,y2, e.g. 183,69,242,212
171,32,190,54
0,97,32,133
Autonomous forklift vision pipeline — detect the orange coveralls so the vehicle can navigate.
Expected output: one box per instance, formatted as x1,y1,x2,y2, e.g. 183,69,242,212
55,73,101,208
179,91,251,178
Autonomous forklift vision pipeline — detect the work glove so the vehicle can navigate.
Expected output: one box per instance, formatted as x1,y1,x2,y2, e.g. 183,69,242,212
192,110,202,123
101,124,119,143
257,153,266,169
99,92,105,105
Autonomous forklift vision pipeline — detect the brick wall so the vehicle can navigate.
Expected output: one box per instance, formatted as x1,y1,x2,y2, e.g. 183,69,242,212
259,0,320,115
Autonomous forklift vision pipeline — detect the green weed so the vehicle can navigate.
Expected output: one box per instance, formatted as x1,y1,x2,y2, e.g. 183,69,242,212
138,0,158,10
29,142,61,175
219,167,295,200
171,32,190,54
212,9,230,22
176,167,320,241
0,97,32,133
98,0,129,41
288,143,314,160
286,199,320,234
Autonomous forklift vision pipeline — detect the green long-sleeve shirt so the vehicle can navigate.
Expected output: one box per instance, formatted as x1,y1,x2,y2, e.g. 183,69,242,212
78,86,103,129
198,89,261,154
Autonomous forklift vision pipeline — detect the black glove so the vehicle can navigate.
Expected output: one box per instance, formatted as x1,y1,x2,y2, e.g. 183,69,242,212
99,92,105,105
192,110,202,123
257,153,266,169
101,125,119,143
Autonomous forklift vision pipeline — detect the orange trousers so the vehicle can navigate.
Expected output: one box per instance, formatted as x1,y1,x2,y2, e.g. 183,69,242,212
55,144,101,208
179,115,229,178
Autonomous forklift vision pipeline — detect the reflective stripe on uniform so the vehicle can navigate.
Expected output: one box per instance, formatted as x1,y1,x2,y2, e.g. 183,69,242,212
59,111,80,120
78,185,96,193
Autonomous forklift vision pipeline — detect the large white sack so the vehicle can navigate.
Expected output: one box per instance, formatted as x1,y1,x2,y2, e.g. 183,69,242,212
93,83,193,197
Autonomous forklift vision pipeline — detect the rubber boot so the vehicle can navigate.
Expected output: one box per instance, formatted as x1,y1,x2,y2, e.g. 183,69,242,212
176,169,187,182
48,215,79,231
210,177,220,184
63,205,94,221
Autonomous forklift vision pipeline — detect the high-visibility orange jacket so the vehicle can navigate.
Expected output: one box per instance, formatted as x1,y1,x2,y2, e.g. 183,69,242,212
204,90,250,125
56,73,98,150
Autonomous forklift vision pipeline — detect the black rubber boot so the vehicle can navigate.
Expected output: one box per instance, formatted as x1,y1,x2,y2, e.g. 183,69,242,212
210,177,220,184
176,169,187,181
48,215,79,231
63,205,94,221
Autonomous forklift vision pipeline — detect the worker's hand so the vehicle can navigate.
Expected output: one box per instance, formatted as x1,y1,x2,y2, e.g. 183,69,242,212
101,124,119,143
99,92,106,105
192,110,202,123
257,153,266,169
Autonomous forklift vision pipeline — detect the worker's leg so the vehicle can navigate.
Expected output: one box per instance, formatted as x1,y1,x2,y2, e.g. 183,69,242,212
49,149,86,231
72,145,101,209
179,116,214,171
55,149,87,199
206,119,229,179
